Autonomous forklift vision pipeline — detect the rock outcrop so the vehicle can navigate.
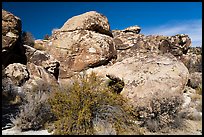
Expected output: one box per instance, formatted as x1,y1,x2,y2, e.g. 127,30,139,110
48,11,117,78
86,52,189,106
112,29,191,61
2,9,202,135
24,45,60,79
2,9,60,96
187,72,202,89
161,34,191,56
22,63,59,92
123,25,141,34
180,47,202,73
2,9,27,67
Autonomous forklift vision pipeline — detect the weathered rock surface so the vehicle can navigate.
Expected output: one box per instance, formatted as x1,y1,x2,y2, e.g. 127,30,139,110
4,63,30,86
180,47,202,73
87,53,189,105
112,30,192,61
50,29,116,79
2,9,21,42
22,63,59,92
2,9,27,67
59,11,112,37
2,9,202,135
187,72,202,89
24,45,60,79
48,11,117,79
160,34,191,56
123,25,141,34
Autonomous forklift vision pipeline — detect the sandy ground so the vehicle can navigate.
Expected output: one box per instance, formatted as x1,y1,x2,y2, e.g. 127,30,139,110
2,119,202,135
144,119,202,135
2,127,52,135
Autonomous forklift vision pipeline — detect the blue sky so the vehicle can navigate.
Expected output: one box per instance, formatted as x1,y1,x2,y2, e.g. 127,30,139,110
2,2,202,47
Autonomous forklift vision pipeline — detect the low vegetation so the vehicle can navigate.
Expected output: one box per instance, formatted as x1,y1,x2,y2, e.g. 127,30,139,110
21,31,35,47
133,92,184,132
11,90,55,131
47,72,143,135
7,72,189,134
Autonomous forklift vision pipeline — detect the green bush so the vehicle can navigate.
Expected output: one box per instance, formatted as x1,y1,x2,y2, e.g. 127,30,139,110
48,72,143,135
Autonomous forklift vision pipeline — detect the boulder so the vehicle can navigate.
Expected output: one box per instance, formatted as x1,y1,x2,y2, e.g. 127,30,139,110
23,45,60,79
179,47,202,73
86,52,189,106
34,39,51,50
48,11,117,79
187,47,202,55
49,29,116,78
187,72,202,89
59,11,112,37
123,25,141,34
2,9,27,67
22,63,59,92
180,53,202,73
2,9,21,40
4,63,30,86
162,34,192,56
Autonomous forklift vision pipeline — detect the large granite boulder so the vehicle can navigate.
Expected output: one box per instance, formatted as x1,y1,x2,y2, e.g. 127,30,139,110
50,30,116,78
59,11,112,37
48,11,117,79
2,9,27,67
86,52,189,106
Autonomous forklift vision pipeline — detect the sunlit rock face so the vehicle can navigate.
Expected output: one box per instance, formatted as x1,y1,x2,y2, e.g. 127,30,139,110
49,11,116,78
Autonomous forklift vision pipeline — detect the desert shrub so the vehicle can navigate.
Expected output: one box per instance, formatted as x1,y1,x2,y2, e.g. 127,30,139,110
11,90,55,131
47,72,143,135
133,92,184,132
43,34,50,40
22,31,35,47
2,75,23,127
106,74,125,94
2,77,20,105
195,83,202,95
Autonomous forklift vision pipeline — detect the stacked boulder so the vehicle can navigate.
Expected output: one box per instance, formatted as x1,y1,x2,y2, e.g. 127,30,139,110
2,9,60,101
2,9,201,134
48,11,117,79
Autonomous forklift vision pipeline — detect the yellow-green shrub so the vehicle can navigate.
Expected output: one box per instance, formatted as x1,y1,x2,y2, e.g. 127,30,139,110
48,72,143,135
196,83,202,95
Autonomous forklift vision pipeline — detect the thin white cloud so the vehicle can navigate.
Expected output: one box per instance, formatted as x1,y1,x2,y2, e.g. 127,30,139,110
143,19,202,47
